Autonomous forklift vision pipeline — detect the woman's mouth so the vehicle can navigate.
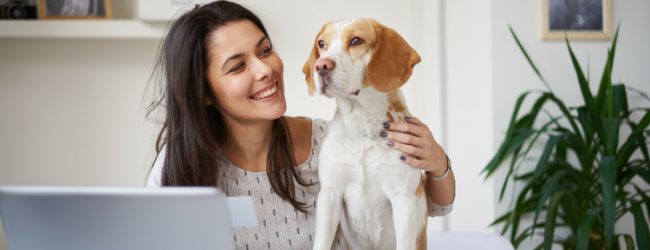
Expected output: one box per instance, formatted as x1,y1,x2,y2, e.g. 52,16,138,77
250,81,278,100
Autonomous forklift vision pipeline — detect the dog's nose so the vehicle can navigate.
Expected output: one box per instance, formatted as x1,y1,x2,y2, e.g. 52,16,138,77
315,59,335,77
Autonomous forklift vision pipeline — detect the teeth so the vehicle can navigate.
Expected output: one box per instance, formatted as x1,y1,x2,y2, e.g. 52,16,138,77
253,85,277,100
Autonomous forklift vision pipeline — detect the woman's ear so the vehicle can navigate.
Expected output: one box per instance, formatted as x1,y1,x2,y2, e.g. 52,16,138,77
365,19,421,93
302,42,320,96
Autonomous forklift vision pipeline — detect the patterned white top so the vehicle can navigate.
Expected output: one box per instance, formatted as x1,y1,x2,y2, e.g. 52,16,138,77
147,118,453,250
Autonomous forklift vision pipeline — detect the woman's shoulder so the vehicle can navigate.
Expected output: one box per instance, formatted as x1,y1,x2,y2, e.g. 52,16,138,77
289,116,330,139
146,145,166,188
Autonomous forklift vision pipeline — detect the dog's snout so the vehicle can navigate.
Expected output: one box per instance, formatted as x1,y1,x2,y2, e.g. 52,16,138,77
315,59,335,77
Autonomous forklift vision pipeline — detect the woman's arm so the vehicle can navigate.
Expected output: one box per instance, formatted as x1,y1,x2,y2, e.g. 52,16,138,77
380,117,456,206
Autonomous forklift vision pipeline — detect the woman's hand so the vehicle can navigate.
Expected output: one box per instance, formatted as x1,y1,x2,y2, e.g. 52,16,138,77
380,117,447,175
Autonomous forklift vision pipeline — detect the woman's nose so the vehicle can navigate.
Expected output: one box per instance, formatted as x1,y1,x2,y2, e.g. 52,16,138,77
252,58,273,82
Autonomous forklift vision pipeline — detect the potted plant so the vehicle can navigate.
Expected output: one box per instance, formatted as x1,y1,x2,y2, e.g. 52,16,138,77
483,25,650,250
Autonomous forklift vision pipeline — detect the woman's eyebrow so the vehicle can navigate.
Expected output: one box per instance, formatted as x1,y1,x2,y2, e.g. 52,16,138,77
257,36,268,47
221,53,244,70
221,36,270,70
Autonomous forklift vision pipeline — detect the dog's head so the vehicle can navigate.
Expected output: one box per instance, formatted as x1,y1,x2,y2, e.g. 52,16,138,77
303,19,420,98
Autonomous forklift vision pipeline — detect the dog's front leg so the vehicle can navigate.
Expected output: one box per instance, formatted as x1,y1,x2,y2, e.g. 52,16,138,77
313,187,344,250
391,194,418,250
313,189,344,250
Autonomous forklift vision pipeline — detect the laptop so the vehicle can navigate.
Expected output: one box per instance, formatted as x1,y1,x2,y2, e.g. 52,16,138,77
0,186,257,250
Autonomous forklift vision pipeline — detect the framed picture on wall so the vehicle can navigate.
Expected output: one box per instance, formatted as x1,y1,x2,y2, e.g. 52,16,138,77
39,0,112,19
540,0,612,40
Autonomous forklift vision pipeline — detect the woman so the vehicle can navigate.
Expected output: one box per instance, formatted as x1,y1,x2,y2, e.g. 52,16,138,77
146,1,456,249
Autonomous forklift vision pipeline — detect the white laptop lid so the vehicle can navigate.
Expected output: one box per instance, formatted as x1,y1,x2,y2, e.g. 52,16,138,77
0,186,257,250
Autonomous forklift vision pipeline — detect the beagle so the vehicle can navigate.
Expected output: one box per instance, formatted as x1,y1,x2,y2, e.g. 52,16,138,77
303,19,426,250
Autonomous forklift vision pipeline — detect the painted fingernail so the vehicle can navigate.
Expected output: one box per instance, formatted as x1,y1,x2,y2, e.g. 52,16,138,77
387,141,395,146
405,116,412,120
400,156,406,161
383,124,390,129
381,132,388,137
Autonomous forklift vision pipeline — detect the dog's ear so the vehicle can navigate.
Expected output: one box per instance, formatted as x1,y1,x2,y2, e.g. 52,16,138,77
303,25,328,96
365,19,421,93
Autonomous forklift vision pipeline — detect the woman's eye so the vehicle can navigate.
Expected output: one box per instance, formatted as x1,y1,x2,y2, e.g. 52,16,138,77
261,47,272,55
318,40,325,49
350,37,364,46
228,63,244,73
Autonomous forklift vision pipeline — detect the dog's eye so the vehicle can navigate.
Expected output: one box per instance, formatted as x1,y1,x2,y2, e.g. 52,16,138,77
350,37,364,46
318,41,326,49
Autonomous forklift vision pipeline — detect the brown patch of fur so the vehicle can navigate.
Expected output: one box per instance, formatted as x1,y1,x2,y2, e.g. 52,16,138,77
415,177,425,199
302,22,336,96
387,90,406,113
416,222,427,250
416,175,428,250
386,111,395,122
362,77,370,88
340,20,377,62
364,19,421,93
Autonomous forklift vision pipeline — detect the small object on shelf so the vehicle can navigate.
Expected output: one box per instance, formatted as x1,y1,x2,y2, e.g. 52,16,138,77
0,0,38,19
38,0,112,19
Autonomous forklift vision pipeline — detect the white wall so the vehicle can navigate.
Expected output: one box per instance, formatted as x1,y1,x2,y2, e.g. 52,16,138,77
0,1,453,249
491,0,650,249
443,0,496,234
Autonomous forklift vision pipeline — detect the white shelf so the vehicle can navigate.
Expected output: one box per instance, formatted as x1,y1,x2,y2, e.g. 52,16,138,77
0,20,169,39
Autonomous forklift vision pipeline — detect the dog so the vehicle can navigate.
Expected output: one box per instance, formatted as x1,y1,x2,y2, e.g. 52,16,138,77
303,19,427,250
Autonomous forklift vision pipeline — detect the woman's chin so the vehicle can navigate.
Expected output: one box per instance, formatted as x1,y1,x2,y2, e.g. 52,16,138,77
258,99,287,120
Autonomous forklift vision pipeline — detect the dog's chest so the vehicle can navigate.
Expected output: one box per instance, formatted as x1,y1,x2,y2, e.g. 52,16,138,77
320,128,422,249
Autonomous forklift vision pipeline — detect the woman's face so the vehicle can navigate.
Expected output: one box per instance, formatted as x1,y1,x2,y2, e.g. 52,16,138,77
206,19,286,124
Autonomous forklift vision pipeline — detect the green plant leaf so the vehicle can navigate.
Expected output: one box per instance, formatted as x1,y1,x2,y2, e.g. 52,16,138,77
510,26,553,93
566,36,608,156
630,199,650,250
633,185,650,223
627,85,650,103
532,169,568,237
561,192,581,234
513,230,532,249
617,130,645,170
544,190,567,250
483,91,536,178
508,183,535,240
503,129,538,160
601,156,617,247
503,114,567,202
577,106,594,145
604,118,621,155
637,131,650,167
635,168,650,189
613,84,629,116
547,94,587,154
576,207,602,250
533,135,564,179
635,110,650,133
595,23,620,111
623,234,636,250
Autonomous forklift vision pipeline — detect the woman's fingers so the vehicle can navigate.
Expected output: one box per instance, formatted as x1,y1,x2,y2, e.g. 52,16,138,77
383,119,430,138
398,154,426,169
387,140,425,157
381,130,426,147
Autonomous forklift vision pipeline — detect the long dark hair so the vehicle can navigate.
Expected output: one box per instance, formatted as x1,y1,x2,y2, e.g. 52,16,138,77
147,0,312,213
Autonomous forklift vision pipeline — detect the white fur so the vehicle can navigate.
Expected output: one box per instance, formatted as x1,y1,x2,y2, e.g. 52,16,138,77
312,19,427,250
